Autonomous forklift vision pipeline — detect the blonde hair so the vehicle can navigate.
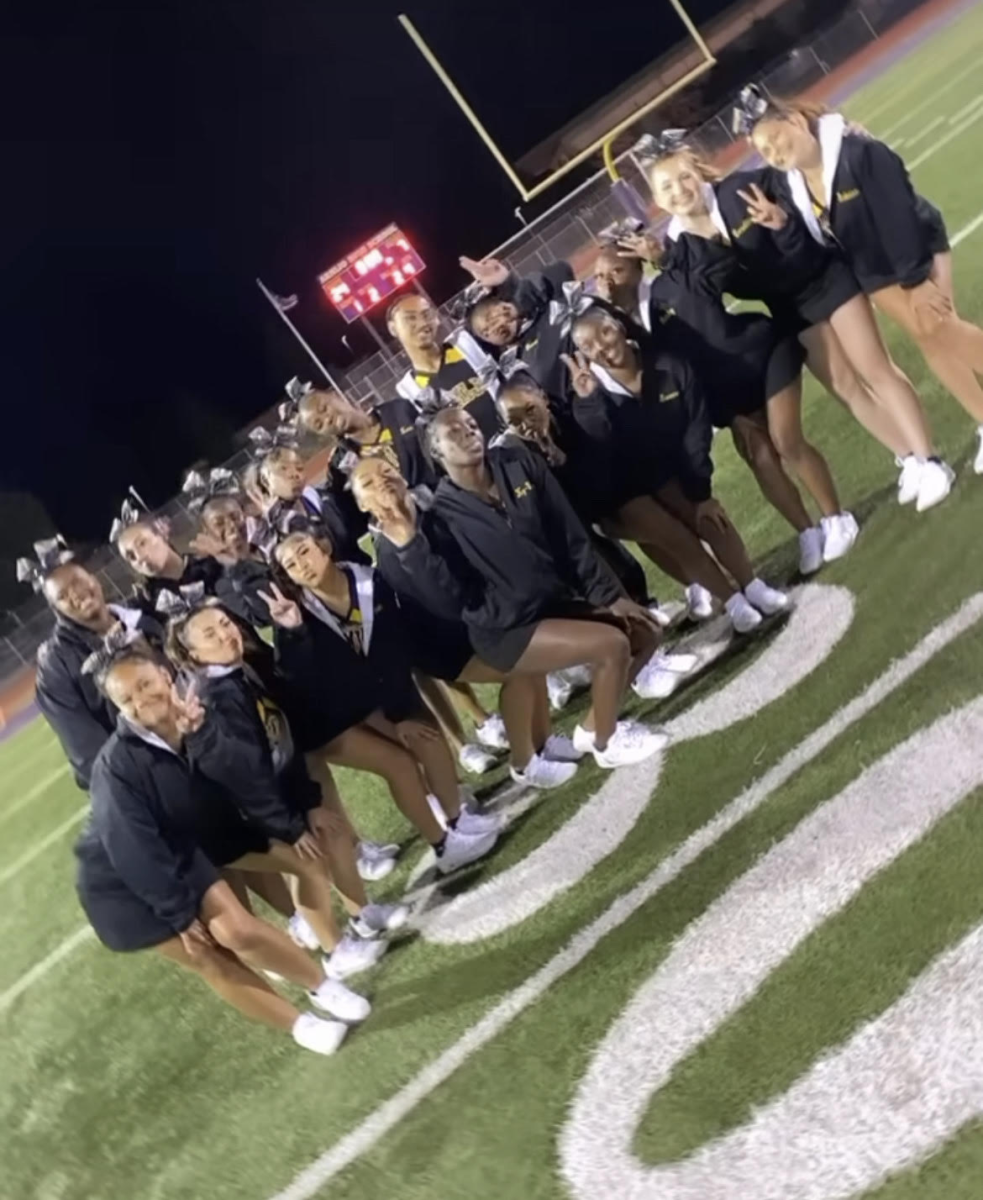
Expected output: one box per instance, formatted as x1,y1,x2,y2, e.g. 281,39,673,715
646,146,721,188
752,96,828,131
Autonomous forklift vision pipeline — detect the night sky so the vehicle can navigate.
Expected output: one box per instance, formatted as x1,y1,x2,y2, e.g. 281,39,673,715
0,0,731,541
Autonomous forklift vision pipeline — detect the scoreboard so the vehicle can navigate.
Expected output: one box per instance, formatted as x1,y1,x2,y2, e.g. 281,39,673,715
318,225,426,324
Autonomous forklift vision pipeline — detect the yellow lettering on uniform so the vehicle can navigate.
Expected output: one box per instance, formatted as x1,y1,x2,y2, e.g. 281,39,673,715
514,481,534,499
659,390,680,403
836,188,860,203
524,338,540,352
732,217,754,239
400,425,415,434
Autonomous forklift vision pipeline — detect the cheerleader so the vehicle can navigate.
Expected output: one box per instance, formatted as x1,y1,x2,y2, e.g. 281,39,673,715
593,240,854,574
111,500,224,612
387,291,503,441
293,387,437,492
744,91,983,477
78,643,371,1055
643,127,953,512
266,526,501,874
423,406,668,768
160,591,408,961
568,307,791,627
349,455,583,788
19,539,152,787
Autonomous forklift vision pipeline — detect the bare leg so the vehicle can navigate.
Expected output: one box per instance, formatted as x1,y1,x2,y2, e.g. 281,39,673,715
758,383,841,518
872,255,983,421
326,722,446,843
157,934,299,1031
304,754,368,916
828,293,935,457
731,413,815,530
512,619,632,747
237,869,295,920
600,495,738,601
377,710,462,822
415,673,466,755
657,480,755,589
444,679,491,726
801,323,911,456
459,657,539,770
199,878,324,991
232,843,341,954
531,677,552,751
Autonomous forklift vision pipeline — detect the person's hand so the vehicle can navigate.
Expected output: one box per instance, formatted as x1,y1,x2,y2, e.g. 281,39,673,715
607,596,664,635
617,232,664,265
293,830,323,861
737,183,788,231
396,717,441,745
172,680,206,735
908,279,952,335
694,497,732,532
258,583,303,629
307,805,347,842
376,492,418,548
179,918,214,958
459,255,510,288
560,352,599,399
190,530,238,565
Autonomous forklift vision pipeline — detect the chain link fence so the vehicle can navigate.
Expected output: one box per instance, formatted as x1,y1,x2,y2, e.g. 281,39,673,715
0,0,952,688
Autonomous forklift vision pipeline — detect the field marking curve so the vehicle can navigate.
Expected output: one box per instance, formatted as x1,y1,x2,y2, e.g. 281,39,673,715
267,592,983,1199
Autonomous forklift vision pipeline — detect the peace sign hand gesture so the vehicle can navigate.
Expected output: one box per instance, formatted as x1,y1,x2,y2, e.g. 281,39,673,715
258,583,303,629
459,256,510,289
172,679,206,735
560,352,599,399
736,183,788,231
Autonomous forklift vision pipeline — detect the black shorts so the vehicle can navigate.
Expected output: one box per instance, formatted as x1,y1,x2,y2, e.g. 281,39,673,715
468,603,625,673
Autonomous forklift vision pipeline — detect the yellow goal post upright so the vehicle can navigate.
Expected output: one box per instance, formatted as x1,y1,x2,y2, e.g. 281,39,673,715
397,1,716,202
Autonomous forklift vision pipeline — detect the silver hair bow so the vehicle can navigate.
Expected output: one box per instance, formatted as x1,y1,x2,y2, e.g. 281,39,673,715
182,467,240,514
155,582,207,618
633,129,692,168
247,423,299,458
446,280,492,329
81,620,144,678
414,384,457,418
731,84,770,136
548,280,595,336
599,217,645,246
16,536,75,591
498,346,531,381
109,498,144,544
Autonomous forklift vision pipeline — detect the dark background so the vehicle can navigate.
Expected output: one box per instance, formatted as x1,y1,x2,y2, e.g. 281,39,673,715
2,0,847,545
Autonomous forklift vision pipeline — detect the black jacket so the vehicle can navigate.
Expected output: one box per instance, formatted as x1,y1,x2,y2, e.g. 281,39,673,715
398,351,502,445
595,349,715,503
133,556,226,618
89,720,266,934
214,557,276,629
776,134,946,292
193,666,318,844
433,443,622,633
298,481,371,565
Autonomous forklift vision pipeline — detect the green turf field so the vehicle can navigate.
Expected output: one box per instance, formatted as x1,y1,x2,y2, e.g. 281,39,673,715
6,7,983,1197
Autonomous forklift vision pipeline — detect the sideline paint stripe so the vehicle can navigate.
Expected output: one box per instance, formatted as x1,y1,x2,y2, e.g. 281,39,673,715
0,926,94,1017
909,104,983,169
951,210,983,247
876,55,981,136
0,808,86,887
268,594,983,1199
906,114,946,148
0,764,71,829
949,93,983,124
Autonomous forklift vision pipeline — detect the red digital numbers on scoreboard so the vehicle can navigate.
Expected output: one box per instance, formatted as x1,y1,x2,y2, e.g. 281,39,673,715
318,225,426,324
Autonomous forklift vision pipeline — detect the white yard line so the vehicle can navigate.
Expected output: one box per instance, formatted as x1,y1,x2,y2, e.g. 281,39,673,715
877,57,981,138
0,764,71,829
0,926,94,1017
952,210,983,247
269,595,983,1199
909,104,983,170
905,114,946,148
949,93,983,124
0,807,86,888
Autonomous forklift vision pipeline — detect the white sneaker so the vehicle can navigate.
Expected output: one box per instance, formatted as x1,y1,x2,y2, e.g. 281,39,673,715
562,663,594,688
458,742,497,775
356,841,399,882
744,578,790,616
288,913,321,951
686,583,715,620
455,802,503,835
546,672,574,711
821,512,859,563
572,724,596,754
632,652,697,700
647,603,673,628
592,720,669,769
798,526,824,575
350,903,410,939
725,592,763,634
540,732,585,762
475,713,509,750
975,428,983,476
292,1013,349,1056
509,752,578,789
323,934,387,981
916,459,955,512
436,826,498,875
310,976,372,1021
897,455,921,506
